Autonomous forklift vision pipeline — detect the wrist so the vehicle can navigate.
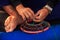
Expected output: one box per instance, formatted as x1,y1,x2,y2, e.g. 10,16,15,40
42,7,49,14
43,5,53,14
16,4,25,10
43,7,51,14
3,5,20,16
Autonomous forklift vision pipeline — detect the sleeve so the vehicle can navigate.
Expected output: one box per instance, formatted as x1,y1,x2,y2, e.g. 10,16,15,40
9,0,22,7
0,0,10,7
47,0,60,8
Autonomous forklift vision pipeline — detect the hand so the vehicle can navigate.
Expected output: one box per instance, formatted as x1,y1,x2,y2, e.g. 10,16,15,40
16,4,35,20
33,8,49,22
4,16,23,32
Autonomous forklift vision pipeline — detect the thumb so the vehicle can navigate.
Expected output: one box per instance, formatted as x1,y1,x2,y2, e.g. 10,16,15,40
35,10,41,16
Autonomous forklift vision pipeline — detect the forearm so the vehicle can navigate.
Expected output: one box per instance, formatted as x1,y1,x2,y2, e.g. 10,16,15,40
42,0,59,14
3,5,19,16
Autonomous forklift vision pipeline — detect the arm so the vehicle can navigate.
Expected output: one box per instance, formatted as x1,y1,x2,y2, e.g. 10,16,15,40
43,0,59,13
0,0,19,16
3,5,24,32
0,0,24,32
9,0,35,21
34,0,60,22
3,5,19,16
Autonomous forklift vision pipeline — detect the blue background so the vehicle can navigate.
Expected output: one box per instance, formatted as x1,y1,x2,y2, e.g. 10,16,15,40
0,24,60,40
0,0,60,40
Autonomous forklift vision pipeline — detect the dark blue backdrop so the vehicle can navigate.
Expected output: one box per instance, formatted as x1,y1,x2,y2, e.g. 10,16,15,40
0,0,60,40
0,0,60,20
21,0,60,20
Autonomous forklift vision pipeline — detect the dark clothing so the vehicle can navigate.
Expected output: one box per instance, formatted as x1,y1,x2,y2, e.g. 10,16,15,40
47,0,59,8
0,0,59,11
9,0,21,7
9,0,59,12
0,0,10,7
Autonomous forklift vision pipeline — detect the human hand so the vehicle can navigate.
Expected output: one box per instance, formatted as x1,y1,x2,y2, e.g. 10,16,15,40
16,4,35,21
4,15,23,32
33,8,49,22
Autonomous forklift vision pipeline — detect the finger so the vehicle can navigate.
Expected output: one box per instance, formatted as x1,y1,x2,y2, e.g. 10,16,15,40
35,12,41,20
35,14,46,22
26,10,34,19
35,11,42,20
8,23,16,32
17,9,26,21
35,13,40,16
27,8,35,17
33,15,43,22
33,19,42,22
4,16,12,26
5,19,17,32
35,16,40,20
5,23,11,32
19,12,26,20
23,11,30,19
5,16,14,32
7,17,17,32
33,14,43,22
5,26,10,32
35,10,41,16
5,16,13,32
